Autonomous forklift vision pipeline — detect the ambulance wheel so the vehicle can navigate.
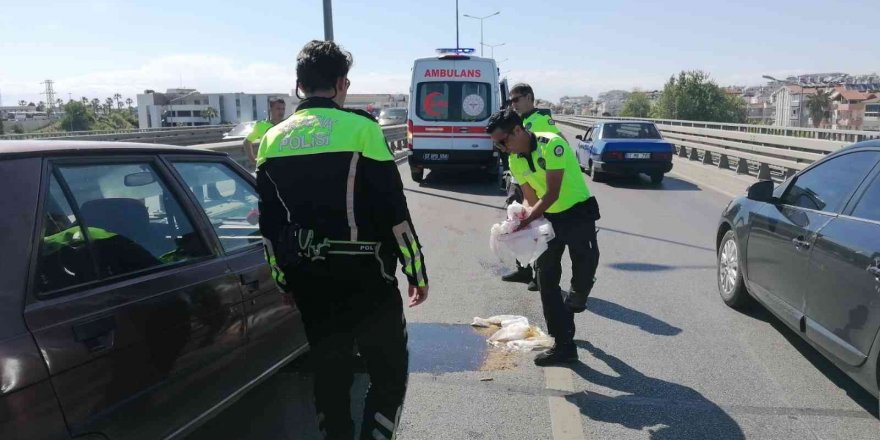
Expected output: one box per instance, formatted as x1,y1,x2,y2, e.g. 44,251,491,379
411,169,424,183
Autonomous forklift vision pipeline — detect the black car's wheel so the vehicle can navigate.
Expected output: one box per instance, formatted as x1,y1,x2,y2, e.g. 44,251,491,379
650,173,665,184
718,230,751,308
411,169,424,183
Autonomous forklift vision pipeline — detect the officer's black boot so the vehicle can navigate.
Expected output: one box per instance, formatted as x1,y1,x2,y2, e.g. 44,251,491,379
564,289,590,313
501,264,533,284
534,342,578,366
527,280,539,292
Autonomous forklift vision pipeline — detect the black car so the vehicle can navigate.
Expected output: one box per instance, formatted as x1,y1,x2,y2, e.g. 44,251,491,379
716,140,880,398
0,141,308,440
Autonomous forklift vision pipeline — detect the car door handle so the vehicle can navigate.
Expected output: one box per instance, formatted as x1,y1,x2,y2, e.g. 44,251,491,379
73,316,116,353
239,274,260,292
792,237,811,249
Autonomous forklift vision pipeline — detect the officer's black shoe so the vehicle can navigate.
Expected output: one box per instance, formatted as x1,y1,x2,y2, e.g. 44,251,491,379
534,343,578,366
564,290,590,313
527,280,539,291
501,266,533,284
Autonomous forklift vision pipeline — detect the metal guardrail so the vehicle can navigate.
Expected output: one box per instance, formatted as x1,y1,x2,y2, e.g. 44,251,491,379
199,125,409,168
0,124,235,143
556,115,880,181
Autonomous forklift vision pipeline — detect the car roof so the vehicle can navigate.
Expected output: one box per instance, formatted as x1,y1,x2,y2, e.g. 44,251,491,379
598,120,655,125
0,140,223,158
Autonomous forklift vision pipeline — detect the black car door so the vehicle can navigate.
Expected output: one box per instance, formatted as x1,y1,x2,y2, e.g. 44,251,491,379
166,157,307,382
804,157,880,367
24,157,249,440
746,151,879,330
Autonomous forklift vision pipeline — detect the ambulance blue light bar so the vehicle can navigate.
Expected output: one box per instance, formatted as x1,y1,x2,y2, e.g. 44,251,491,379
435,48,476,55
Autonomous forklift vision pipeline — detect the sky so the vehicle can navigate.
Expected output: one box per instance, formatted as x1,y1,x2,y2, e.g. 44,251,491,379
1,0,878,105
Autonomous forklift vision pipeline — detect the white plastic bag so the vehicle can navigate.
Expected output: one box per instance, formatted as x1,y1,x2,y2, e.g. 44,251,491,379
489,202,555,267
471,315,555,352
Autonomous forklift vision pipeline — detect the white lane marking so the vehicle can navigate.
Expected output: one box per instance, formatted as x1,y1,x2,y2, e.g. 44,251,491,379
545,366,587,440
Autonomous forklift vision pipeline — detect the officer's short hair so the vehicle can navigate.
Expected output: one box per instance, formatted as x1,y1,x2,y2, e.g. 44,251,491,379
486,109,523,134
296,40,353,93
510,83,534,99
269,97,286,107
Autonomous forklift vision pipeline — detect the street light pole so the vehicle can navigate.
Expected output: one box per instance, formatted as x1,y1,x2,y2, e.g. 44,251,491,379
323,0,334,41
455,0,459,49
463,11,500,57
485,42,505,58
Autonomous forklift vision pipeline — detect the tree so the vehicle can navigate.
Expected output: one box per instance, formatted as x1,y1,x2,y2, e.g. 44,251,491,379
620,92,652,118
56,98,64,108
91,98,101,114
202,106,219,124
125,97,134,109
650,70,746,123
81,96,89,106
805,89,832,128
36,101,46,112
12,124,24,134
113,93,122,109
105,97,114,114
60,101,96,131
18,100,26,107
0,117,4,135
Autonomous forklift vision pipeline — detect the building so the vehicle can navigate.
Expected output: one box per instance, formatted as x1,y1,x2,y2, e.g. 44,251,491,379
137,89,296,129
595,90,630,116
771,85,820,127
830,86,879,131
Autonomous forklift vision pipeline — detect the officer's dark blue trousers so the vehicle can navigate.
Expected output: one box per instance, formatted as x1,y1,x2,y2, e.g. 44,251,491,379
286,255,408,440
535,202,600,345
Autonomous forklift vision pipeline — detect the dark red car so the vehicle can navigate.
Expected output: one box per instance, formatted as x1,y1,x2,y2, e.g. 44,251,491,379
0,141,308,440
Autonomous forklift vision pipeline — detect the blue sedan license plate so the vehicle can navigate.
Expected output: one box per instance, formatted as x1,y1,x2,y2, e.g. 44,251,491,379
625,153,651,159
424,153,449,161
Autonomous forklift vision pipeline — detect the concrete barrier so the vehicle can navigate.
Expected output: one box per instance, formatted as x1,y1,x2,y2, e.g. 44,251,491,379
556,115,879,181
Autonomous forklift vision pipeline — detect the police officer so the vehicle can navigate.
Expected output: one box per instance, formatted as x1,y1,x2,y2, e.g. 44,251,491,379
244,97,286,168
256,40,429,440
500,83,564,291
487,108,600,366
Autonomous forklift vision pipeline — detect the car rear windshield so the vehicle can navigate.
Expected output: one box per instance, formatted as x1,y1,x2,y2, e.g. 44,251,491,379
415,81,491,122
602,123,662,139
381,108,407,118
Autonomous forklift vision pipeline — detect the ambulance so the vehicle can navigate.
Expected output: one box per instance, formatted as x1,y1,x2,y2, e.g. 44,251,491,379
406,48,509,182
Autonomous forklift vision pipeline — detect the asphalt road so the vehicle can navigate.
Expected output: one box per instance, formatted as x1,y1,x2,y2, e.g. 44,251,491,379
188,124,879,440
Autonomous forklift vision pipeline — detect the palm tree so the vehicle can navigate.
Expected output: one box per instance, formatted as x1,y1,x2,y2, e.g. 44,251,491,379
18,100,27,107
56,98,64,108
105,97,114,114
36,101,46,112
91,98,101,114
806,89,832,128
125,97,133,109
202,106,219,124
81,97,89,107
113,93,122,109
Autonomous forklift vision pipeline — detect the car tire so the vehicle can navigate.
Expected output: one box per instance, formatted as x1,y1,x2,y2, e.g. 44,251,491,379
717,230,751,308
590,163,604,182
650,173,664,184
411,169,424,183
585,160,593,176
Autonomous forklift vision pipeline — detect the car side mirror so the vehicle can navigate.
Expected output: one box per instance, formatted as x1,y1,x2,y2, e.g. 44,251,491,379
747,180,775,203
575,135,583,141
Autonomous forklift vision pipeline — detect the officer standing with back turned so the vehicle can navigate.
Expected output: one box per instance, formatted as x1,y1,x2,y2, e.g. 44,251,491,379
256,40,429,440
487,108,600,366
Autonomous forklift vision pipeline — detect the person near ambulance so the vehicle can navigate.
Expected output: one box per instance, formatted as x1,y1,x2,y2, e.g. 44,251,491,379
487,108,600,366
256,40,429,440
244,97,286,168
500,83,564,291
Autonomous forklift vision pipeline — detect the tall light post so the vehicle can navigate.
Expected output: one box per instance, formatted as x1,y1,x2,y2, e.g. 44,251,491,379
323,0,334,41
764,74,805,128
463,11,500,57
485,42,505,58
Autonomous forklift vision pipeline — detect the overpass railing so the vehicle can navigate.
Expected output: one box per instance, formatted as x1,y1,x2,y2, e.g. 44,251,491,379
555,115,880,181
198,124,409,167
0,124,235,146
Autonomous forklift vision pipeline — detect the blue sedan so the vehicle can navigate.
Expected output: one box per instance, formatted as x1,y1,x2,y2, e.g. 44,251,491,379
575,121,675,184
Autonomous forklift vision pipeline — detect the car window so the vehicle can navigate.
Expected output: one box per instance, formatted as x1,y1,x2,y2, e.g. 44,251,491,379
416,81,490,122
601,123,662,139
56,162,210,279
781,151,880,213
851,172,880,222
35,173,99,293
172,161,261,252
